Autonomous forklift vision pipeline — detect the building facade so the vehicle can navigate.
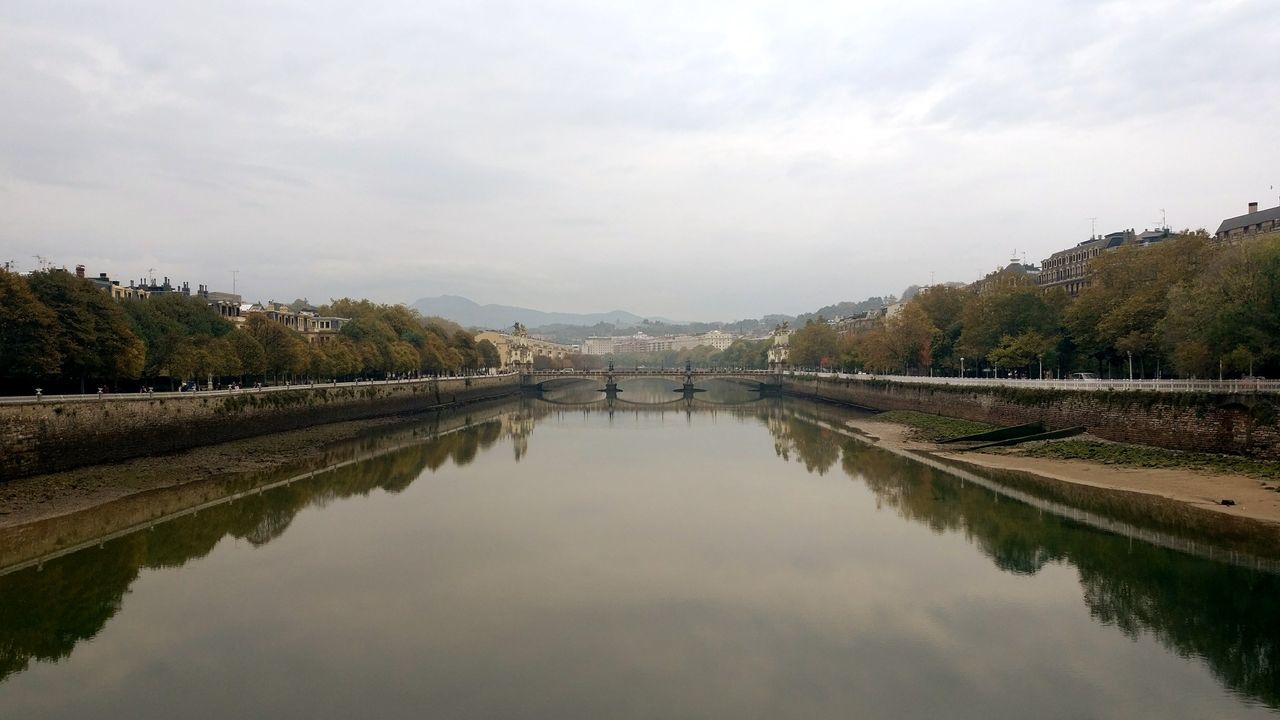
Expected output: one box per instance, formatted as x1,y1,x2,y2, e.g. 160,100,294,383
1216,201,1280,241
581,330,738,355
1038,228,1171,296
969,259,1041,295
474,330,578,367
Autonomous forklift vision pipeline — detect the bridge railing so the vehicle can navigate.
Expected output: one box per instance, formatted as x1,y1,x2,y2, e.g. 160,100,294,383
784,370,1280,394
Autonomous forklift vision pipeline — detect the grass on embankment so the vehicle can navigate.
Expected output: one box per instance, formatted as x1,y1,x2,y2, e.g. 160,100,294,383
873,410,996,441
872,410,1280,481
1015,440,1280,481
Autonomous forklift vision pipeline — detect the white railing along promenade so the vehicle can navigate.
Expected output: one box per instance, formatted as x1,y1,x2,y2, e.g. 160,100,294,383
785,370,1280,394
0,371,519,406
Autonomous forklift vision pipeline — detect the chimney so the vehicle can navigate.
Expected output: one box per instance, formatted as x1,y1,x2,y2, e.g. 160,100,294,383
1249,201,1259,214
75,264,85,278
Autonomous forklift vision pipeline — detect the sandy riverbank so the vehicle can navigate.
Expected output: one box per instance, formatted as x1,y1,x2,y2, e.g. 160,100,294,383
844,417,1280,526
0,414,432,529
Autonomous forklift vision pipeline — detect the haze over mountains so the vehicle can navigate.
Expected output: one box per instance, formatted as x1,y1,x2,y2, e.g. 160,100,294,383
411,295,667,330
412,293,906,337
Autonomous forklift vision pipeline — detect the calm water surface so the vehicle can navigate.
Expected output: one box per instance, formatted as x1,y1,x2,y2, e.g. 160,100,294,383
1,380,1277,719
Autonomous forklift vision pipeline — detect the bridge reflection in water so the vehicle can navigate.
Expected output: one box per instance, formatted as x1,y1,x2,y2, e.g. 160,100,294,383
0,395,1277,716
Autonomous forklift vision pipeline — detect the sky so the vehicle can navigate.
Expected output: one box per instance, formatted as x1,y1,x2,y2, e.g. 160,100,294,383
2,0,1278,321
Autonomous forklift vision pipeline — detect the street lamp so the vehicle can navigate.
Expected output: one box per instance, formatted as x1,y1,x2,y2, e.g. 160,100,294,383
960,357,965,378
1127,350,1133,382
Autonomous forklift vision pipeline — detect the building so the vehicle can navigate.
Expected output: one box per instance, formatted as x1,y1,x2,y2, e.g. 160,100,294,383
196,285,243,321
1037,227,1171,297
612,333,668,353
693,330,734,351
969,257,1041,295
1216,201,1280,241
300,315,349,344
138,276,192,296
77,266,151,301
475,330,578,367
581,330,738,355
830,302,904,336
71,264,348,341
583,336,616,355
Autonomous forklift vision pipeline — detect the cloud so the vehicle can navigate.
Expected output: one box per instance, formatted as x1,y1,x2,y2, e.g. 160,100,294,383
1,0,1277,319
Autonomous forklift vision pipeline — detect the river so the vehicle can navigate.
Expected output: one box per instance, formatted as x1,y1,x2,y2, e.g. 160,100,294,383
0,379,1276,718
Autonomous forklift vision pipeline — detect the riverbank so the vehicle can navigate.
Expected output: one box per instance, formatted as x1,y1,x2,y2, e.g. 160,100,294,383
845,415,1280,526
0,399,524,571
0,414,413,528
0,374,521,481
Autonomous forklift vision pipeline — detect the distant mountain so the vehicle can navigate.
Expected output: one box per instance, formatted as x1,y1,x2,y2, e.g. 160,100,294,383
411,295,652,330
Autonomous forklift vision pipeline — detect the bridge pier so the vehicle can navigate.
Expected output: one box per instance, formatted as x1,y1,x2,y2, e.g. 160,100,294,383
754,382,783,397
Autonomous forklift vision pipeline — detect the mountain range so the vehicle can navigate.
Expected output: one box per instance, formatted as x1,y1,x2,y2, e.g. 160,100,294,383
411,292,914,337
411,295,661,330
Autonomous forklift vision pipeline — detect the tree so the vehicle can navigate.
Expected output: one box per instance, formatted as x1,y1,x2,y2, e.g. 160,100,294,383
476,339,501,369
228,328,267,379
450,331,479,369
123,293,234,378
389,341,421,374
245,314,308,379
1068,235,1208,377
25,270,144,388
717,338,769,369
911,285,967,370
0,271,61,379
957,277,1061,373
986,331,1054,377
1163,234,1280,377
885,303,938,373
789,318,839,368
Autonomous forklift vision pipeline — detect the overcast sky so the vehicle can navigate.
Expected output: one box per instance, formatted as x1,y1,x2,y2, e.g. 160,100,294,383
2,1,1277,320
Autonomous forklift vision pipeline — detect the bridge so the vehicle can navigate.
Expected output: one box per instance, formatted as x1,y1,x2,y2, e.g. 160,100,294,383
521,361,784,397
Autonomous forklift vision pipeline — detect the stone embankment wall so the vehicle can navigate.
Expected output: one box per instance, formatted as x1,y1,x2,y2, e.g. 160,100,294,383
0,375,521,481
783,376,1280,459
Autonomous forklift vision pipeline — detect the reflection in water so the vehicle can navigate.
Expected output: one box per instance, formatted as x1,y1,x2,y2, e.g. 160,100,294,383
765,406,1280,708
0,397,1277,715
0,412,514,681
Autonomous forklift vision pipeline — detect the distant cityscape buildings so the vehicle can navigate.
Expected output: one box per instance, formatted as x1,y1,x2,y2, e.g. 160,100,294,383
1037,228,1172,296
474,330,578,366
581,329,735,356
26,197,1280,362
68,264,351,344
966,198,1278,299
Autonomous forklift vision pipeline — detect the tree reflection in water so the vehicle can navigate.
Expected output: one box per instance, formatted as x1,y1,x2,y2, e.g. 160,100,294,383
0,400,1277,709
0,413,517,682
765,408,1280,708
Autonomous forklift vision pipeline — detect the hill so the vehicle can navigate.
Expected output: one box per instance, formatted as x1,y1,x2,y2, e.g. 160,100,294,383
410,295,653,330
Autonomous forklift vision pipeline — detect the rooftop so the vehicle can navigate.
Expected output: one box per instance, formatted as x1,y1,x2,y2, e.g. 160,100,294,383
1216,203,1280,236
